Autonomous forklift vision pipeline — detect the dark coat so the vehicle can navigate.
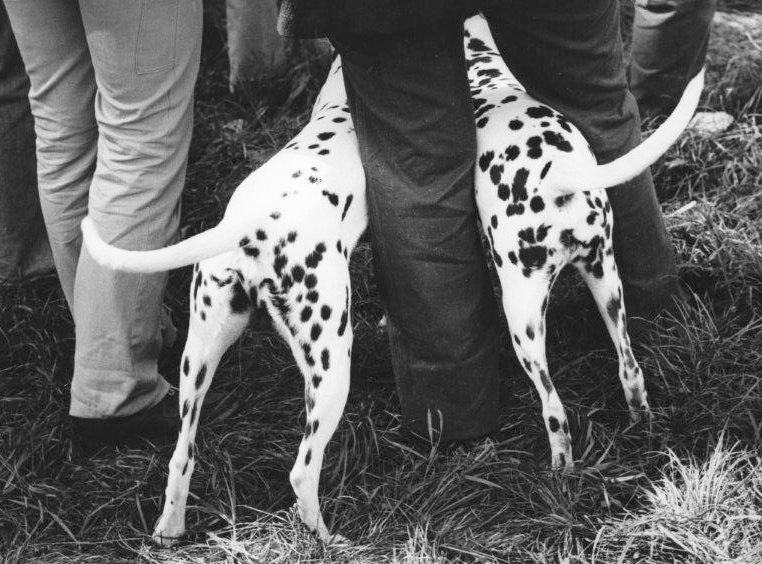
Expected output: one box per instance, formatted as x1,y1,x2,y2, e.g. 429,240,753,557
277,0,473,38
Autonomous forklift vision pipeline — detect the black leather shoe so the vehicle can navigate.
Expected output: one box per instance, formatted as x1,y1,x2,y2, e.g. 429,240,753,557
70,388,179,448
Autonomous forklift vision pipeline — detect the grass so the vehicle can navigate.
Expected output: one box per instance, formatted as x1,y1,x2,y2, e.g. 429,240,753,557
2,6,762,563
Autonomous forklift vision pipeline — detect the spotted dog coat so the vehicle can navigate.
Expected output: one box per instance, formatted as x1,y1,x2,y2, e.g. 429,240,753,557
81,15,702,546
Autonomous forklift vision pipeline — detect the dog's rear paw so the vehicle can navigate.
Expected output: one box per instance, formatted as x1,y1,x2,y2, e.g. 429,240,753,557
151,529,183,547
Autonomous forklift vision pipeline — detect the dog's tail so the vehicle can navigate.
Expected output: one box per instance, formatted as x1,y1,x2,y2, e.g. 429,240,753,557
545,68,705,194
81,216,244,273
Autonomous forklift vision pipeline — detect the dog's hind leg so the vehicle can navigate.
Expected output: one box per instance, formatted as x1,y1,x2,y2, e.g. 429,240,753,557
574,237,650,423
498,267,574,469
152,257,251,546
279,250,352,543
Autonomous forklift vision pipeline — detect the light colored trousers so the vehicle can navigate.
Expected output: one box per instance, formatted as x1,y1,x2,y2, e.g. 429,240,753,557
4,0,202,418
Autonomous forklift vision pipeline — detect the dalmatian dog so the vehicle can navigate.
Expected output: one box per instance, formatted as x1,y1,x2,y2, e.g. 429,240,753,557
81,15,702,546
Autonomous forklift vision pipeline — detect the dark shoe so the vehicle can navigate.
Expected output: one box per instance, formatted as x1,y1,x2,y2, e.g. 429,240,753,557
70,388,179,448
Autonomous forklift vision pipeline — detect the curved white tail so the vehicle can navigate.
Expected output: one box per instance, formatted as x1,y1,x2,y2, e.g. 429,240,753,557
81,216,243,273
545,68,705,194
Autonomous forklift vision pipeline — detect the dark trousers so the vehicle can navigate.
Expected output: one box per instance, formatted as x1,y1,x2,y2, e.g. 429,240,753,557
629,0,716,118
332,0,679,441
0,3,52,281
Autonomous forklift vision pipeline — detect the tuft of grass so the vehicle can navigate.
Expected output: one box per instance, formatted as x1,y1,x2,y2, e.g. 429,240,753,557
591,439,762,563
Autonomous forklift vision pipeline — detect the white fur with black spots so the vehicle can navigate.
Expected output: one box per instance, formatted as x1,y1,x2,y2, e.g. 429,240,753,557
81,14,702,545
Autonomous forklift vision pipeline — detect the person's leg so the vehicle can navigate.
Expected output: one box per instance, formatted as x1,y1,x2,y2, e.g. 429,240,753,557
0,3,53,281
3,0,96,301
330,18,502,442
630,0,716,119
68,0,202,418
484,0,680,318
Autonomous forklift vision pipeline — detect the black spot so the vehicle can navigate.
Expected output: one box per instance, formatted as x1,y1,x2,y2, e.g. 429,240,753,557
308,143,319,149
555,194,574,208
508,251,518,264
302,343,315,366
317,132,335,141
307,290,319,303
182,357,190,376
321,349,330,370
467,38,490,52
527,106,554,119
274,253,288,278
333,117,346,123
540,161,552,179
321,190,339,206
301,306,313,322
527,136,543,159
304,273,317,289
490,164,504,185
312,420,319,434
309,176,320,183
511,168,530,202
558,453,566,467
518,246,548,276
200,311,206,321
548,416,560,432
321,305,332,320
587,212,598,225
530,196,545,212
557,116,572,132
522,358,532,372
305,449,312,465
312,374,322,388
291,265,305,283
195,364,207,390
493,251,503,267
190,401,198,426
536,224,550,242
338,310,348,336
543,130,573,152
505,145,520,160
181,462,188,475
292,170,302,178
256,230,267,241
476,116,489,128
304,423,312,438
506,203,525,216
497,183,511,201
490,215,498,229
477,68,500,79
562,421,569,434
514,334,521,345
287,231,298,243
239,237,250,247
501,95,517,104
526,325,535,340
188,444,194,460
311,323,322,341
182,400,189,419
540,370,553,392
519,227,536,245
541,121,550,127
474,102,495,119
192,269,202,303
318,149,330,155
341,194,354,220
230,281,250,313
509,119,523,130
243,246,260,258
305,243,326,269
478,151,495,172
